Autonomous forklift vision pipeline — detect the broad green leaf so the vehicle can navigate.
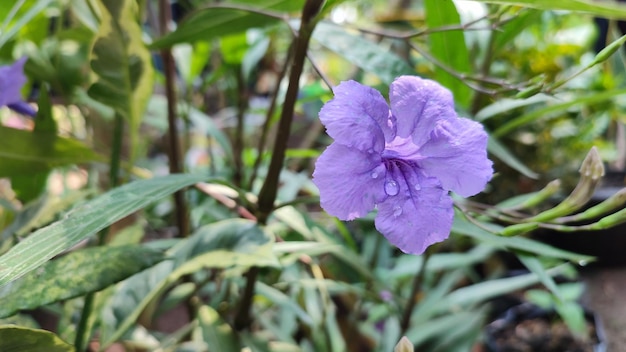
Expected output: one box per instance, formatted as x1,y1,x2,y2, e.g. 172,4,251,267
451,214,594,262
0,325,74,352
88,0,154,163
150,0,304,49
0,173,207,287
488,136,539,179
0,190,91,247
312,22,412,84
0,126,103,176
425,0,472,108
99,219,276,348
470,0,626,19
0,245,164,318
198,305,240,352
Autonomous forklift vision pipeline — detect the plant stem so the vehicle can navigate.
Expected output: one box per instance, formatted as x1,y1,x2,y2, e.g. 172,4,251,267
159,0,189,237
399,247,434,336
256,0,323,222
233,68,247,188
234,0,324,331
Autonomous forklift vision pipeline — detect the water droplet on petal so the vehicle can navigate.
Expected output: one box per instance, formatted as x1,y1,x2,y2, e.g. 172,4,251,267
385,180,399,196
393,205,403,217
371,171,379,179
414,183,421,191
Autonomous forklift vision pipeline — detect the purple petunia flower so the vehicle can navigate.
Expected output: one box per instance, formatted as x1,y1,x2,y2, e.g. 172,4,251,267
0,57,36,117
313,76,493,255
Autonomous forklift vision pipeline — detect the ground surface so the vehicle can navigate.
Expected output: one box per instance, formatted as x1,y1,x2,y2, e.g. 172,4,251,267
582,267,626,352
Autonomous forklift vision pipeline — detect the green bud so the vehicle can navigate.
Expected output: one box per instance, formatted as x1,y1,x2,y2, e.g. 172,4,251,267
515,84,543,99
519,179,562,210
526,147,604,223
592,33,626,66
590,207,626,230
556,187,626,223
500,222,539,237
394,337,414,352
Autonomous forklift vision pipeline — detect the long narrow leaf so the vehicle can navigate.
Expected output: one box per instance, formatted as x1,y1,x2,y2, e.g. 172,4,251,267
0,174,207,287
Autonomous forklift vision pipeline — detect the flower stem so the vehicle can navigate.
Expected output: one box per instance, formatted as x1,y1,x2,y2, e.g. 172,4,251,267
159,0,189,238
234,0,324,331
255,0,324,222
399,247,434,336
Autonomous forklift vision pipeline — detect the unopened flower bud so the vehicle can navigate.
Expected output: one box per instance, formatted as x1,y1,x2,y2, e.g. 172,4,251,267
394,336,414,352
556,187,626,223
526,147,604,223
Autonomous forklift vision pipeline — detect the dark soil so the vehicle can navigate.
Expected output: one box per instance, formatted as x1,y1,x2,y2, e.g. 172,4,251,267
484,304,600,352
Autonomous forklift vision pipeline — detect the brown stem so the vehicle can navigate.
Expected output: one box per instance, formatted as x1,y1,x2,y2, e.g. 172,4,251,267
399,247,434,336
234,0,324,332
233,68,247,188
159,0,189,237
256,0,324,222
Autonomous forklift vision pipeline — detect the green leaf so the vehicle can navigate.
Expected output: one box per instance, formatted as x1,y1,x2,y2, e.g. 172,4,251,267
150,0,304,49
88,0,154,163
470,0,626,19
0,173,207,287
99,219,276,348
0,190,91,246
493,88,626,137
0,0,54,48
517,253,563,302
0,245,164,318
312,22,412,84
488,136,539,179
433,264,571,313
198,305,240,352
0,126,102,176
452,214,594,262
0,325,74,351
425,0,472,108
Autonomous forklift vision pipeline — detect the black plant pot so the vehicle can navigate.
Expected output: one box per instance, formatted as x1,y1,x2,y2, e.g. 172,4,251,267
484,302,607,352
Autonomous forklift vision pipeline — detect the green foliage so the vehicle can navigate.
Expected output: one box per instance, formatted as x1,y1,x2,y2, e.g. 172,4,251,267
88,0,154,162
0,245,164,318
1,0,624,350
424,0,472,108
0,174,206,286
0,325,74,352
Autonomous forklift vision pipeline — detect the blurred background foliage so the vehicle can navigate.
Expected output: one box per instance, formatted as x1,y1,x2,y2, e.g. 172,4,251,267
1,0,626,351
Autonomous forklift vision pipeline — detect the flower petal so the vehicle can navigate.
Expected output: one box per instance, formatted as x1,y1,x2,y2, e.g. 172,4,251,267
418,117,493,197
0,57,28,107
389,76,457,145
320,80,394,153
313,143,387,220
8,101,36,117
375,169,453,255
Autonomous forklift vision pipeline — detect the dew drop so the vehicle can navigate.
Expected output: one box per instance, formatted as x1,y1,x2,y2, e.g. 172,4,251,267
385,180,399,196
371,171,379,179
393,205,403,217
414,183,421,191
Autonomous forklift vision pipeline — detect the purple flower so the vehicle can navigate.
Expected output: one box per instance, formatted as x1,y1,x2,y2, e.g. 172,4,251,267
313,76,492,255
0,57,35,117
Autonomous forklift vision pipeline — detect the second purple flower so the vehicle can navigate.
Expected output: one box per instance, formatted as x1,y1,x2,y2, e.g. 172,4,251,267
313,76,493,255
